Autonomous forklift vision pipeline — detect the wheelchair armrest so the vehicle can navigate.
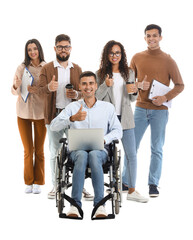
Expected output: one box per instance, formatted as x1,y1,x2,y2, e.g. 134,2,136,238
107,139,119,158
112,139,119,144
59,138,67,144
109,140,119,147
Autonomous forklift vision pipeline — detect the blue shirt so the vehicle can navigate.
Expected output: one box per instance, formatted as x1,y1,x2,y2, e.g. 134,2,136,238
50,99,122,144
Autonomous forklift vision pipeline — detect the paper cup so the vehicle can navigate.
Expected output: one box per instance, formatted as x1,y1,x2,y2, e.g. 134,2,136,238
126,82,135,94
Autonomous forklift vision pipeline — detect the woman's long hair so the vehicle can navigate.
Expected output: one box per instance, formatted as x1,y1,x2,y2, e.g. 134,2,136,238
98,40,130,84
23,39,45,67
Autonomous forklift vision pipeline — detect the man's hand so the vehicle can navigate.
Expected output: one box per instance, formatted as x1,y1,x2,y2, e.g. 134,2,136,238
14,75,22,89
66,89,78,99
48,75,58,92
152,96,167,106
105,74,114,87
137,75,150,90
70,105,87,122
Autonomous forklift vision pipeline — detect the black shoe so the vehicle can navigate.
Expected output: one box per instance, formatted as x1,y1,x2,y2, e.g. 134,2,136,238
149,185,159,197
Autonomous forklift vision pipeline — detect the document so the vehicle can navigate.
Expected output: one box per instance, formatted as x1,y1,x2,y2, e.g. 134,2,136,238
20,67,34,102
148,79,172,108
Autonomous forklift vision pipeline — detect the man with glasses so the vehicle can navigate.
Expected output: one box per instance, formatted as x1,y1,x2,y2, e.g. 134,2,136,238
37,34,92,200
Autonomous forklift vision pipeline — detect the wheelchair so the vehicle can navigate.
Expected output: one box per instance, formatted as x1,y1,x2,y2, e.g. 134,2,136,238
55,137,122,220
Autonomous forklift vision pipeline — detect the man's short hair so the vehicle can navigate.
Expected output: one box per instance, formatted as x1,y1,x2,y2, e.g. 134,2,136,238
55,34,71,45
144,24,162,36
79,71,96,82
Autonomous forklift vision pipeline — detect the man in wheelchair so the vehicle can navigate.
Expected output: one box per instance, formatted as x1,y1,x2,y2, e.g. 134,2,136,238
50,71,122,218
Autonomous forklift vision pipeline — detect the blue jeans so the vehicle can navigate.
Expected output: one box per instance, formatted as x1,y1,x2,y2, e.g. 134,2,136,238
121,128,137,188
134,107,169,186
70,150,107,207
46,124,66,185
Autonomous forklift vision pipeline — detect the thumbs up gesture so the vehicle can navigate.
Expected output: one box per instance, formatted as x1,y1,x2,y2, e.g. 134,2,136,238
70,105,87,122
48,75,58,92
137,75,150,90
105,74,114,87
14,75,22,89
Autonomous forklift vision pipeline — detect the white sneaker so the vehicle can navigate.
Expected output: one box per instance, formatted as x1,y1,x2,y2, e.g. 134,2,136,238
127,191,149,203
33,184,41,194
94,206,108,218
67,206,80,218
47,187,55,199
82,188,94,201
25,185,33,193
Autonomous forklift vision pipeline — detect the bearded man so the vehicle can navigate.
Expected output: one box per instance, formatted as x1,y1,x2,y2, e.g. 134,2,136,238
34,34,92,200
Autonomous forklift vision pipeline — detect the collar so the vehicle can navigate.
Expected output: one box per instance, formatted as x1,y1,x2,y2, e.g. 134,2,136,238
147,47,162,55
79,98,98,109
53,59,74,69
30,61,45,67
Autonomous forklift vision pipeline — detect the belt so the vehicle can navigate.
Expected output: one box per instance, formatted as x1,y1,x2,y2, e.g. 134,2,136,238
56,108,64,114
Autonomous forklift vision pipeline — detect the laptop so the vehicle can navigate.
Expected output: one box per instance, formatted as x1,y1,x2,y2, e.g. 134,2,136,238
68,128,104,151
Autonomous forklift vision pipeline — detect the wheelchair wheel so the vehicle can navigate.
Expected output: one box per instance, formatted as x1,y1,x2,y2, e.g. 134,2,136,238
113,146,122,214
113,145,120,191
113,145,118,165
55,153,63,210
56,140,69,215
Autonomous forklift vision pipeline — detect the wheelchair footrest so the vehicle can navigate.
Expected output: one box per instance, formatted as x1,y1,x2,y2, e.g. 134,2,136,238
92,214,115,220
59,213,83,220
91,194,115,220
59,193,84,220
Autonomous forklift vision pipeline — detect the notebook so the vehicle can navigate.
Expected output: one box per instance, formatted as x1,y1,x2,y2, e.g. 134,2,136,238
148,79,172,108
68,128,104,151
21,67,34,102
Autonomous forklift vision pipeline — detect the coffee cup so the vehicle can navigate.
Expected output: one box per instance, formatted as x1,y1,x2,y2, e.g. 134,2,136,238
126,82,135,94
65,83,74,95
65,83,74,90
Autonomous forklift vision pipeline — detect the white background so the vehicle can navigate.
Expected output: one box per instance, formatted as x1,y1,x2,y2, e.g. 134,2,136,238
1,0,193,239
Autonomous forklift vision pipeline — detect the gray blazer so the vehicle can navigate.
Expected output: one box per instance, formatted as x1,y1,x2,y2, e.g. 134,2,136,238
95,69,138,130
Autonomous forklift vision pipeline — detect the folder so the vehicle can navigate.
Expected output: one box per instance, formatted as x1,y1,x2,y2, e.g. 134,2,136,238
148,79,172,108
20,67,34,102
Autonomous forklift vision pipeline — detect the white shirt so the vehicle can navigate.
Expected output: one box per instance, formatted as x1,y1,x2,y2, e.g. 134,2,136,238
54,60,74,109
112,73,124,115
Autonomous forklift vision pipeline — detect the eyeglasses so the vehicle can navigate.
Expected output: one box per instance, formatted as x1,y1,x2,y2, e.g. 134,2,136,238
56,45,71,51
109,51,121,57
